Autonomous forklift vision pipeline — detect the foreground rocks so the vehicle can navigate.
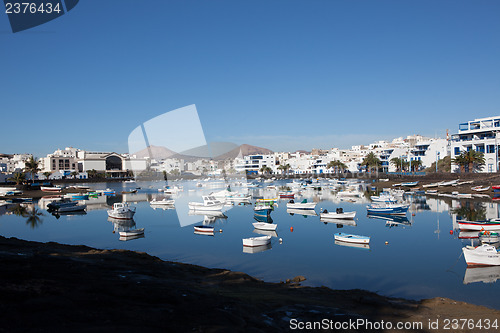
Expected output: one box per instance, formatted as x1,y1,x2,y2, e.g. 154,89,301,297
0,236,498,332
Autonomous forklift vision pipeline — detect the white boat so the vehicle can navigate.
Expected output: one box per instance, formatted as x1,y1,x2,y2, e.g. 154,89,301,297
41,186,62,192
119,228,145,237
252,222,278,231
320,218,357,226
319,208,356,219
370,193,397,203
422,182,440,188
334,232,370,244
58,203,86,212
286,199,317,210
193,225,215,234
242,235,272,247
472,186,490,192
107,202,136,220
334,239,370,250
150,198,175,205
188,196,225,211
252,229,278,237
438,180,458,187
463,244,500,266
458,220,500,231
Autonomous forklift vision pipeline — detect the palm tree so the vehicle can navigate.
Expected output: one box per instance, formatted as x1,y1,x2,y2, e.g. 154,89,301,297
327,160,347,175
70,171,78,179
452,150,485,173
390,157,403,172
87,169,98,178
43,171,52,180
260,166,272,175
277,164,291,177
410,159,423,171
8,172,26,186
24,156,40,183
362,152,381,172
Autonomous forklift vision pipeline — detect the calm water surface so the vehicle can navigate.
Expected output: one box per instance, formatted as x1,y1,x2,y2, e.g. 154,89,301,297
1,179,499,309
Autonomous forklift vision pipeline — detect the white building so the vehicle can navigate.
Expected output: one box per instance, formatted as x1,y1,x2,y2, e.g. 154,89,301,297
235,154,276,174
450,116,500,173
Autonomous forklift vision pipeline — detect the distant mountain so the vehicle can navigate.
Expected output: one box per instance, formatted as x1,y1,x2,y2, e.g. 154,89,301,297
214,144,273,160
133,143,273,161
133,145,177,159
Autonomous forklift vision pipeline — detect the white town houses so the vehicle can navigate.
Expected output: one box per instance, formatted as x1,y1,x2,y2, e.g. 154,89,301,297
451,116,500,173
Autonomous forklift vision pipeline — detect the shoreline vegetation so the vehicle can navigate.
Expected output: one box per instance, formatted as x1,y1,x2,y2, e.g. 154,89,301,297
1,235,498,332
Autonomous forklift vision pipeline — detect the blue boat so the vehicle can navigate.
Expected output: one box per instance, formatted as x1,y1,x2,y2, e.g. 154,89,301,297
71,194,89,200
400,181,419,187
254,213,273,223
366,203,409,215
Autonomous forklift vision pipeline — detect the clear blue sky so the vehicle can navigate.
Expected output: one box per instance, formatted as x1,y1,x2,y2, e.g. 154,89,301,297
1,0,499,157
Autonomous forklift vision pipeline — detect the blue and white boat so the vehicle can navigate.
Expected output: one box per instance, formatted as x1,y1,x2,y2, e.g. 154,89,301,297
366,203,409,215
400,181,419,187
334,233,370,244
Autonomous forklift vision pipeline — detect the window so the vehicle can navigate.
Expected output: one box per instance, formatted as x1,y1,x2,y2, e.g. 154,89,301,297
487,145,495,154
476,145,485,153
454,147,460,155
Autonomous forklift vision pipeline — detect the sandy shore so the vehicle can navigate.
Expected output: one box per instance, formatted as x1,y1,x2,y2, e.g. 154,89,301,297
0,236,498,332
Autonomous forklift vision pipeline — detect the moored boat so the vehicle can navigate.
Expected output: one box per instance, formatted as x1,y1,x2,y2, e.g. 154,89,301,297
119,228,145,237
400,181,419,187
41,186,62,192
150,198,175,205
279,191,295,199
286,199,316,210
193,225,215,234
479,230,500,243
472,186,490,192
58,203,86,213
242,235,271,247
333,232,370,244
457,220,500,231
188,196,224,211
319,208,356,219
107,202,136,220
462,244,500,266
366,203,409,215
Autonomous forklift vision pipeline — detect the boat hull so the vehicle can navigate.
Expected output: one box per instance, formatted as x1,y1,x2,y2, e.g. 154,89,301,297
242,235,271,247
119,228,144,237
286,202,317,210
458,221,500,231
334,233,370,244
463,245,500,266
320,211,356,219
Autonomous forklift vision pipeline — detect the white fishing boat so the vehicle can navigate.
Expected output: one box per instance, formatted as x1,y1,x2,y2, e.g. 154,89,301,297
119,228,145,237
319,208,356,219
286,199,317,210
107,202,136,220
188,196,225,211
463,244,500,266
333,232,370,244
150,198,175,205
438,180,458,187
242,235,272,247
252,222,278,231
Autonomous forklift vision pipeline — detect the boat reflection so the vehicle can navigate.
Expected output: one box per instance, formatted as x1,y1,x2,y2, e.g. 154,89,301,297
367,214,411,228
252,229,278,238
254,213,273,223
242,242,272,254
320,217,357,227
286,208,318,217
458,231,479,239
463,266,500,284
188,210,228,224
334,239,370,250
119,234,145,242
108,217,136,233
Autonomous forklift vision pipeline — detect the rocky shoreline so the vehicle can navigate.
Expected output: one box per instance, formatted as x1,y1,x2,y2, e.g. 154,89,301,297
0,236,498,332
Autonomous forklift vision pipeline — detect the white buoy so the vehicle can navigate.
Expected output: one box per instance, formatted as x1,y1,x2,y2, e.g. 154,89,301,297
279,238,283,243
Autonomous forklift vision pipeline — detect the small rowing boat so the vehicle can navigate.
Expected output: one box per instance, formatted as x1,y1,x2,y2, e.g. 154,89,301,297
333,233,370,244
